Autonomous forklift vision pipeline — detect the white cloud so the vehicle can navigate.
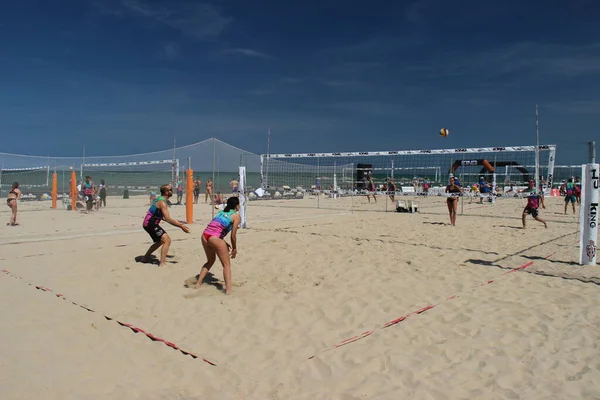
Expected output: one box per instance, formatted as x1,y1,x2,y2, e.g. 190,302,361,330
329,62,384,74
404,0,514,30
106,0,232,40
323,101,406,116
545,100,600,115
219,48,274,59
280,77,305,84
319,80,369,92
161,42,179,59
248,89,274,96
400,41,600,83
323,34,423,59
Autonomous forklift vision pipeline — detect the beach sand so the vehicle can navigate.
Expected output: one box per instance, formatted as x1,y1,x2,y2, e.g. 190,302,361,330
1,194,599,399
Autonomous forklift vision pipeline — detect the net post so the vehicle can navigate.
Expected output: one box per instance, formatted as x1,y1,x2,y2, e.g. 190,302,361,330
547,145,556,191
317,156,320,209
579,162,598,265
260,154,265,189
211,138,216,219
589,141,596,164
385,187,388,213
491,157,497,204
385,160,392,213
186,157,193,224
239,165,247,228
70,169,77,211
351,163,355,213
51,171,57,209
81,145,85,180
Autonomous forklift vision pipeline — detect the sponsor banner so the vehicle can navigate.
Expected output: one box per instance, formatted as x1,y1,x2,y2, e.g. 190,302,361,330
579,163,599,265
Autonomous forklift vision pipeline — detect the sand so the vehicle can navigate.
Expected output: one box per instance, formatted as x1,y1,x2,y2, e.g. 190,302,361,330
1,194,599,400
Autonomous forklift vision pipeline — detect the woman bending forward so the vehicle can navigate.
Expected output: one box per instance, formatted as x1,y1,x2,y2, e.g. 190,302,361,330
195,197,241,294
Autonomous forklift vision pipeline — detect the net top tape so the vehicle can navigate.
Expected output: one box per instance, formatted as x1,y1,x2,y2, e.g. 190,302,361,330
263,145,557,159
82,160,175,167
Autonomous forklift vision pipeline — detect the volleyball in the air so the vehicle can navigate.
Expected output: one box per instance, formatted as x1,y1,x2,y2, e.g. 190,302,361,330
440,128,450,137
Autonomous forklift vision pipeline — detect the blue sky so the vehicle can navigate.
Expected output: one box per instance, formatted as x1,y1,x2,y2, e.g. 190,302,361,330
1,0,598,163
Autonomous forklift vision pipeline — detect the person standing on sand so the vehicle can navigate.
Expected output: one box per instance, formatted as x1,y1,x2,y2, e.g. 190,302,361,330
98,179,107,208
194,197,240,295
230,177,239,196
205,177,213,204
366,174,377,203
141,184,190,267
387,177,396,203
574,176,582,205
82,176,95,213
194,177,201,204
563,178,577,215
6,182,21,226
176,177,184,205
445,176,462,226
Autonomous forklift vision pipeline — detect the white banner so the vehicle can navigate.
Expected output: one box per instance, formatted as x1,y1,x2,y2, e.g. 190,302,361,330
579,163,599,265
238,166,247,229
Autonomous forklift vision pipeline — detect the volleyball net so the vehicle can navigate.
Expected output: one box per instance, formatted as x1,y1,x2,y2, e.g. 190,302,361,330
254,145,557,212
0,138,262,201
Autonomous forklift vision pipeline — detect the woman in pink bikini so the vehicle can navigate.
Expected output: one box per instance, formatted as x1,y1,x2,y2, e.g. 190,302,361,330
194,197,241,294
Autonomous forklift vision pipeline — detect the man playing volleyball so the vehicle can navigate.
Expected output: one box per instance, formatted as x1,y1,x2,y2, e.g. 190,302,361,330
194,197,241,295
141,184,190,267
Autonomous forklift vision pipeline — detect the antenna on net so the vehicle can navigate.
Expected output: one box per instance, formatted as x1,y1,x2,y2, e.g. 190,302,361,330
535,105,540,193
265,128,271,188
81,145,86,180
172,136,176,186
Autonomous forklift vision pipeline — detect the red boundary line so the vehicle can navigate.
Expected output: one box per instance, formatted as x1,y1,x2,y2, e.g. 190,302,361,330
308,260,537,360
0,269,217,366
1,249,560,365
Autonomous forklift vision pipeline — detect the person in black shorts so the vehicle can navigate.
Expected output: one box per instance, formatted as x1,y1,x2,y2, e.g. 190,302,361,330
445,176,462,226
98,179,107,208
520,180,547,228
141,184,190,267
193,177,201,204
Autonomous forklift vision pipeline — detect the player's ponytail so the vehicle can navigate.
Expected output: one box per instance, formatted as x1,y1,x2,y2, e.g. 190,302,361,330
224,196,240,212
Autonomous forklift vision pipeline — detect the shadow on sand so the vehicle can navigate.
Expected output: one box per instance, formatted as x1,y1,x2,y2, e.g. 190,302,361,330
183,272,224,293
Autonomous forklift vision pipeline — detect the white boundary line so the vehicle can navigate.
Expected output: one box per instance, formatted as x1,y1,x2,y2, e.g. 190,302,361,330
0,213,354,244
0,229,141,245
251,212,351,225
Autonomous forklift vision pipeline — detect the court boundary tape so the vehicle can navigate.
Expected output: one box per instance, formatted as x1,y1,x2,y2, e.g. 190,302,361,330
0,229,142,245
307,256,556,360
0,269,217,366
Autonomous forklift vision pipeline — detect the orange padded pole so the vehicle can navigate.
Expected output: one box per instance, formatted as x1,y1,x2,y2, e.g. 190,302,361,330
186,168,194,224
70,170,77,211
51,172,57,209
